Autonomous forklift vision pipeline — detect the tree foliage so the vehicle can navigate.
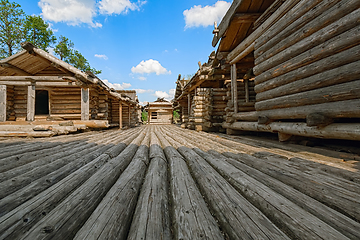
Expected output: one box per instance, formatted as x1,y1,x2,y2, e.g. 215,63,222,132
54,35,73,61
0,1,101,75
23,15,56,52
0,0,25,58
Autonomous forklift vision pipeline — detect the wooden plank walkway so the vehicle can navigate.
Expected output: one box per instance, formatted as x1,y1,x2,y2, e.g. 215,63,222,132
0,125,359,239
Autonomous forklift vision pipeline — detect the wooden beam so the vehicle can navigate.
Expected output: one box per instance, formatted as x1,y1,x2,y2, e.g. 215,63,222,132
119,103,123,128
27,85,35,121
223,121,360,141
0,63,32,76
81,88,89,121
0,81,77,86
227,0,302,63
188,94,191,116
0,76,78,82
0,85,6,122
231,64,238,113
232,13,262,24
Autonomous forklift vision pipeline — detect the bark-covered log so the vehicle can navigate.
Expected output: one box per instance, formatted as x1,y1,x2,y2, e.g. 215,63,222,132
18,128,146,240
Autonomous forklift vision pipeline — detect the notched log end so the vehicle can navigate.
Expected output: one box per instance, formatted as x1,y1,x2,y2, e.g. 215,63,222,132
306,112,333,127
21,42,36,55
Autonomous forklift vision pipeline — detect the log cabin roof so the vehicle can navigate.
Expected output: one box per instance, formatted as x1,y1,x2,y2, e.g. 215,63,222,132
212,0,277,51
0,125,359,239
0,42,138,105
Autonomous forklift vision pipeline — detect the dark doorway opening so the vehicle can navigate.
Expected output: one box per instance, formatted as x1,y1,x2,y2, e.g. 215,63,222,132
35,90,49,115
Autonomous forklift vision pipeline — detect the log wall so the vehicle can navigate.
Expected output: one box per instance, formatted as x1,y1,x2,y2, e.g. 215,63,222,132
6,86,15,121
224,0,360,140
253,0,360,123
50,87,81,120
13,86,27,120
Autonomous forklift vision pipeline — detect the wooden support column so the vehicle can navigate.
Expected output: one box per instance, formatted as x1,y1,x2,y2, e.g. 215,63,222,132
0,85,6,122
231,64,238,113
188,94,191,116
27,85,35,121
244,79,249,103
128,105,131,127
81,88,89,121
119,102,123,128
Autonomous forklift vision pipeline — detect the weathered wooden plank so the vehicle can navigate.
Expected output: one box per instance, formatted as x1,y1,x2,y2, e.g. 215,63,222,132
16,127,146,240
0,128,142,239
74,130,150,240
26,85,35,121
156,128,224,240
81,88,89,121
160,127,289,239
127,128,171,240
0,85,6,122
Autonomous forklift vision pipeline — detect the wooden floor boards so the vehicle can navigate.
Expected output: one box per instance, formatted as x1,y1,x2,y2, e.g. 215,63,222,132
0,125,359,239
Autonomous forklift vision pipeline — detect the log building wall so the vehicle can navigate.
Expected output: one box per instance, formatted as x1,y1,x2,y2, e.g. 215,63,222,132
252,0,360,124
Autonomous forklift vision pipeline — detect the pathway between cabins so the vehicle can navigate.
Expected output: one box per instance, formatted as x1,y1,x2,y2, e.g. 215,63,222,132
0,125,359,240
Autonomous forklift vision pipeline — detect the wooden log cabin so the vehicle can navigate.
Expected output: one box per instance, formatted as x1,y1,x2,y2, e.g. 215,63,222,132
173,52,235,132
146,98,173,124
0,42,139,136
206,0,360,141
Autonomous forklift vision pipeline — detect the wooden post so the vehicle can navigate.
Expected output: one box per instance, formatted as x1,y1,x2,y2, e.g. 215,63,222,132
27,85,35,121
231,64,238,113
81,88,89,121
0,85,6,122
244,79,249,103
188,94,191,116
128,105,131,127
119,102,123,128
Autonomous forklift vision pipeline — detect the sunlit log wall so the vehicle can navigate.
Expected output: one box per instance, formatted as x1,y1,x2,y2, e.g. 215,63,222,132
225,0,360,140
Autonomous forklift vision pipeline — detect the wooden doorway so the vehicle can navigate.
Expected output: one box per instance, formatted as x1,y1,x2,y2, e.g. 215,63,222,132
35,90,49,115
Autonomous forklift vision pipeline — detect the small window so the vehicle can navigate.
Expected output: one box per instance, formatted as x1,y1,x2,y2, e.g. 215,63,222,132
151,112,157,119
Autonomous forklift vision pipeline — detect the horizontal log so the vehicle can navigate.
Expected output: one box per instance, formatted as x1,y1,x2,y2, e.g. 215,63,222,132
255,43,360,93
226,0,302,63
254,4,360,75
255,80,360,111
223,121,360,141
255,25,360,84
256,60,360,102
232,99,360,121
255,0,354,64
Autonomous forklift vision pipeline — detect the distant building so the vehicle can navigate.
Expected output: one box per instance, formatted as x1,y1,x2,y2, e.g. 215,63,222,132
146,98,173,124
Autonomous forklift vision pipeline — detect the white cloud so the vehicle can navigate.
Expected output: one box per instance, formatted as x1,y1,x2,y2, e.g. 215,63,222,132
183,1,230,28
98,0,146,15
95,54,108,60
39,0,145,27
138,76,147,81
102,79,131,90
154,89,175,101
135,89,153,94
39,0,102,27
131,59,171,75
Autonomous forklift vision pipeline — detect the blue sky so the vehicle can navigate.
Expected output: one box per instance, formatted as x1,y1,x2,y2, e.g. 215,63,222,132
15,0,231,104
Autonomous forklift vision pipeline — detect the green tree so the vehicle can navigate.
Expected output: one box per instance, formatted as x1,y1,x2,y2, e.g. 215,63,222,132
141,111,148,123
54,35,73,61
23,15,56,52
54,36,101,75
0,0,25,58
69,50,101,75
